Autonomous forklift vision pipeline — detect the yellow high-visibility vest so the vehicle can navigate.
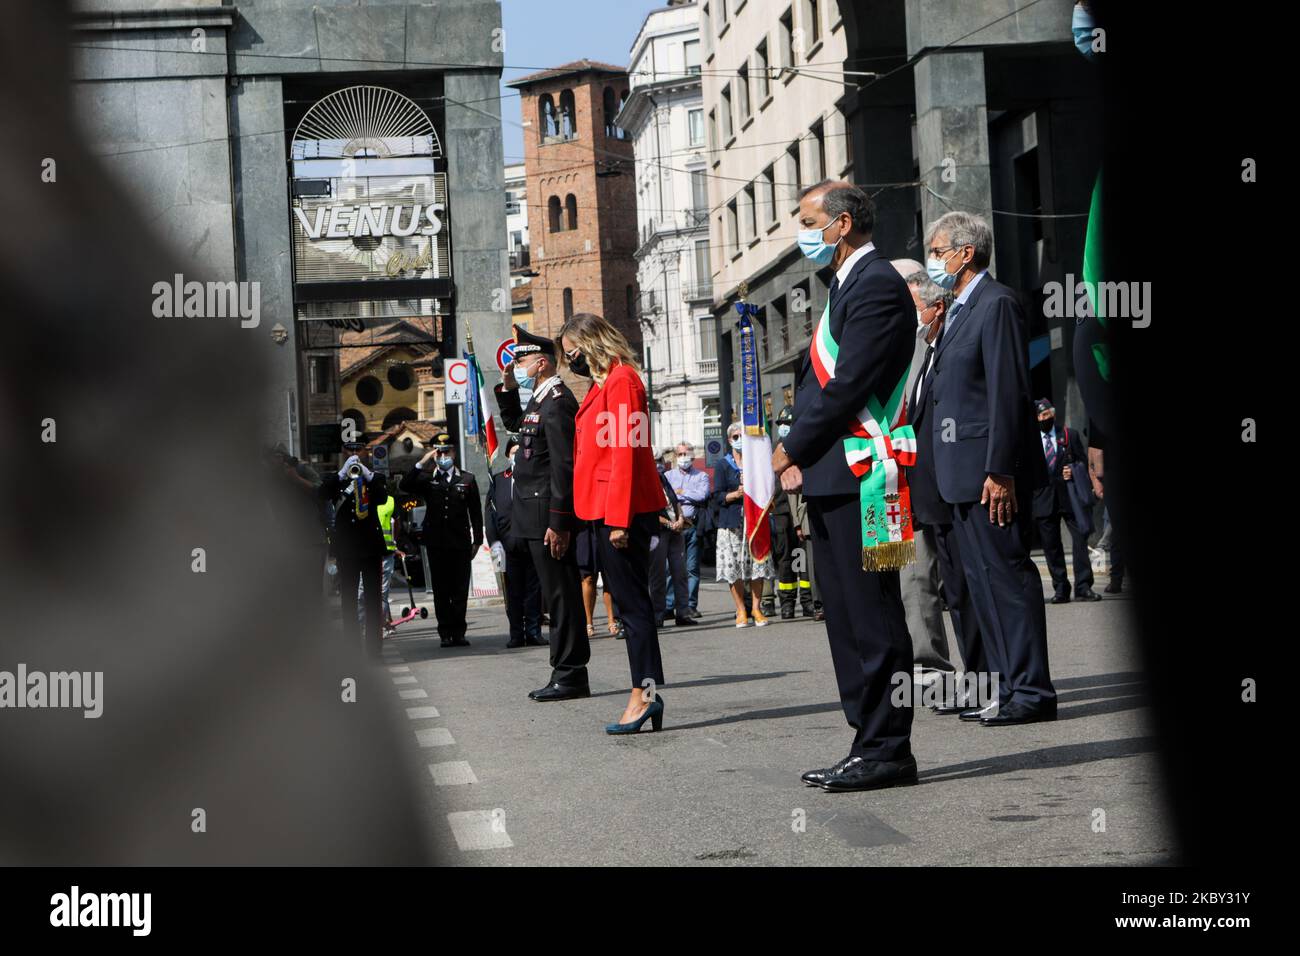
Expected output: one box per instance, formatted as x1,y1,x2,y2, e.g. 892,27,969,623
377,495,396,551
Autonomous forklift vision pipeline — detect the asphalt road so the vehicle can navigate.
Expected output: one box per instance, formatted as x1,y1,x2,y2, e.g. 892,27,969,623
375,574,1170,866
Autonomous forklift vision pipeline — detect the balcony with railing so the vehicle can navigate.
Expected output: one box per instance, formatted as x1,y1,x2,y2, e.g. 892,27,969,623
683,279,713,302
508,247,530,271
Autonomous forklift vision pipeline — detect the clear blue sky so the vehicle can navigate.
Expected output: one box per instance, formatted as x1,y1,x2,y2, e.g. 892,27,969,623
499,0,665,162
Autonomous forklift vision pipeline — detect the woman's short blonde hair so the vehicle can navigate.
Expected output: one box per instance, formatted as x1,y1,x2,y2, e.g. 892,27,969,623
726,422,742,439
558,312,640,376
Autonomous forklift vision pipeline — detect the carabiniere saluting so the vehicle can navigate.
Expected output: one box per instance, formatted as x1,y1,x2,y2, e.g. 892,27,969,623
494,323,592,702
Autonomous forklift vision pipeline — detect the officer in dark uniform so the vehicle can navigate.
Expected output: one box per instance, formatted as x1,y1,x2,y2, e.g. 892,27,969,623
762,405,815,620
400,433,483,647
486,435,546,648
495,324,591,701
318,442,389,658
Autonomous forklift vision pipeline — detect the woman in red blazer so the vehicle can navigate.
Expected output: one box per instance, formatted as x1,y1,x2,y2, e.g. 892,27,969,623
560,313,667,734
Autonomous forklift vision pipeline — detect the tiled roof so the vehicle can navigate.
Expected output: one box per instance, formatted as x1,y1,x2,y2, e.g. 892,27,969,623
507,58,628,89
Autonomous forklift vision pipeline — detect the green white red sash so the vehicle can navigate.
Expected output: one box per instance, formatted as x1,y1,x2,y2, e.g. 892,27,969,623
809,298,916,571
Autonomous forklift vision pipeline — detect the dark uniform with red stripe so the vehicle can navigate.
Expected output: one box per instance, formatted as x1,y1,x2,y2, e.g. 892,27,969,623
495,337,590,690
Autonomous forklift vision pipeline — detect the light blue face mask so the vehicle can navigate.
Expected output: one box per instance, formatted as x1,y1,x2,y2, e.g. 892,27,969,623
729,438,743,451
513,362,535,391
797,218,842,266
437,456,454,470
927,249,961,291
1072,4,1097,60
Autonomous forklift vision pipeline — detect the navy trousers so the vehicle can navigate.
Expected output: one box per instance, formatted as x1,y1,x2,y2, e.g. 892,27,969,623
807,494,913,761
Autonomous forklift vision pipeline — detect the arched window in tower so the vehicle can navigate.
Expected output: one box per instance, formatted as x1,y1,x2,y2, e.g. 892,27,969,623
548,195,562,232
559,89,577,140
565,194,578,230
538,94,558,139
563,287,574,319
603,86,618,139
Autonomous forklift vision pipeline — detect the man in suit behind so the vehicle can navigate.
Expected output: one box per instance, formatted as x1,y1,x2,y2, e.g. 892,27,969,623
902,269,988,713
772,180,918,792
1031,398,1102,604
923,211,1056,725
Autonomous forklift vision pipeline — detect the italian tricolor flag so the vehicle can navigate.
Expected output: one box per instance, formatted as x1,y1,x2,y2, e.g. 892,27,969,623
465,349,499,461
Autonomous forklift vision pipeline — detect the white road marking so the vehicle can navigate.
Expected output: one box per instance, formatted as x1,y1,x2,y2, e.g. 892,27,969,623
416,727,455,748
399,689,429,700
405,705,441,719
447,811,513,851
387,665,411,673
429,761,478,786
392,676,418,685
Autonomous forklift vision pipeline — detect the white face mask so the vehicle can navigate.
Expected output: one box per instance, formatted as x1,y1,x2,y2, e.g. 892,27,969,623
677,455,691,469
916,309,928,327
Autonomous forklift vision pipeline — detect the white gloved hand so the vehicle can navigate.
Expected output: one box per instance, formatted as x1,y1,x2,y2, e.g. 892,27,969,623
358,463,375,481
338,455,360,481
490,541,507,572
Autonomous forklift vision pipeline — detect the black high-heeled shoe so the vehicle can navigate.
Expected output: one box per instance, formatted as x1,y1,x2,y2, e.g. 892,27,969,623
605,694,664,734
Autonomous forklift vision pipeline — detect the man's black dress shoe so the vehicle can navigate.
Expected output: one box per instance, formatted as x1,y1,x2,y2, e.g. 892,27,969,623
674,616,698,626
449,637,470,647
980,699,1056,726
931,701,967,715
800,755,853,787
528,682,591,702
688,607,702,619
440,637,453,648
1050,591,1071,605
1075,587,1103,602
1104,580,1122,594
959,705,995,721
525,635,549,646
820,754,918,792
506,638,525,648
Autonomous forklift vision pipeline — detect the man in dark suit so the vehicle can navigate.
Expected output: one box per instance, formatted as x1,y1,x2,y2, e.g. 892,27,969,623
1032,398,1102,604
772,180,919,792
923,211,1056,725
318,442,389,659
903,270,988,712
496,325,592,701
400,434,483,648
485,436,546,648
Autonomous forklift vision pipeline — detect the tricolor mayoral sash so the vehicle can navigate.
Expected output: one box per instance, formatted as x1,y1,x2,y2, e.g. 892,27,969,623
808,298,916,571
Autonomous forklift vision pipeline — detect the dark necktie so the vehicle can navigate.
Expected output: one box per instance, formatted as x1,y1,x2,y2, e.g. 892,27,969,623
829,275,840,307
1044,432,1058,472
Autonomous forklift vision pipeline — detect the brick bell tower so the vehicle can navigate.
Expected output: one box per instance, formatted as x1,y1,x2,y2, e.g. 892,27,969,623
508,60,641,353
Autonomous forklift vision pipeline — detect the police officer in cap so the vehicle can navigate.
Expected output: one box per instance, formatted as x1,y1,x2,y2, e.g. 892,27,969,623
401,433,483,647
318,441,389,657
496,324,591,701
485,435,547,648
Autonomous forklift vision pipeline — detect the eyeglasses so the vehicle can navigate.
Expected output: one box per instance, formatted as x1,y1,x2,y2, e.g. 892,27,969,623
926,245,957,259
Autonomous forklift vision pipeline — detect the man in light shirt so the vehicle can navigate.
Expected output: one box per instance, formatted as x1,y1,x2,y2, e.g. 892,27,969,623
664,441,710,619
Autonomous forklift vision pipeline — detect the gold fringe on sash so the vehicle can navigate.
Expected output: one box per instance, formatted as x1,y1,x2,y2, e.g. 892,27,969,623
860,538,916,572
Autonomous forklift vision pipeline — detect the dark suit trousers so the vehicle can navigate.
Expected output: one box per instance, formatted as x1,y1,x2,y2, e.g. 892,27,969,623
928,521,988,675
427,546,472,641
950,500,1055,708
807,494,913,761
338,551,383,657
593,515,665,688
527,537,590,686
504,545,542,642
650,528,689,621
1036,511,1094,593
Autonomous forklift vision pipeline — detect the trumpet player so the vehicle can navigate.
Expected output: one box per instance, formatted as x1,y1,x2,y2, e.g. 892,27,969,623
319,440,389,658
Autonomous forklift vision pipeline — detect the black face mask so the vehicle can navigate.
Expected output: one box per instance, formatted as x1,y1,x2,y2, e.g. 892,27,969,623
1039,417,1056,433
567,351,591,378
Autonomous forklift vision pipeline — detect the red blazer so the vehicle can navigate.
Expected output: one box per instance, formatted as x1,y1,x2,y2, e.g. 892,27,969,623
573,362,663,528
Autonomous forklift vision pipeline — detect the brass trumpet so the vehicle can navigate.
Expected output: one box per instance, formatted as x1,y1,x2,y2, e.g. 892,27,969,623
346,462,368,517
